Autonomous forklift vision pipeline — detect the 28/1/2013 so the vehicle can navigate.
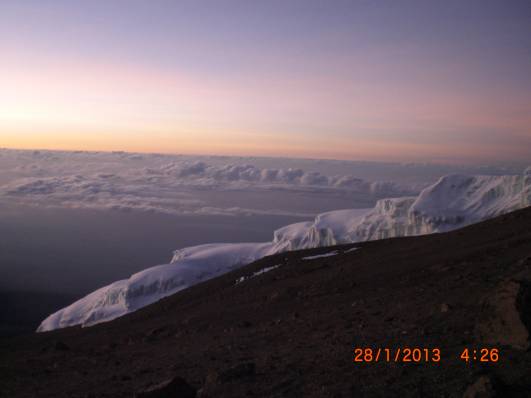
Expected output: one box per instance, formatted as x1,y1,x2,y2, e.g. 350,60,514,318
353,347,441,363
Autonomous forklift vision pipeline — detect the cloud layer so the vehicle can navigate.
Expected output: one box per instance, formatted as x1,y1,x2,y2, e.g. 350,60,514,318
0,149,431,217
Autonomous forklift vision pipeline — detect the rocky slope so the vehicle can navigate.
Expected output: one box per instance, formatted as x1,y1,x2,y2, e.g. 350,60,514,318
1,207,530,397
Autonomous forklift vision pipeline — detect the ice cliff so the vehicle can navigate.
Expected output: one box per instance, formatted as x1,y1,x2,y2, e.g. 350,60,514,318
38,169,531,331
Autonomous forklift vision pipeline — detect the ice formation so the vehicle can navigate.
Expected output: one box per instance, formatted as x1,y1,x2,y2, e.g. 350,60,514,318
38,169,531,332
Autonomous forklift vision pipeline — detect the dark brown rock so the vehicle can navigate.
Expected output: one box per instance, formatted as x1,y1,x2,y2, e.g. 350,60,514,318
52,340,70,352
462,376,495,398
475,280,530,350
217,362,256,383
135,376,196,398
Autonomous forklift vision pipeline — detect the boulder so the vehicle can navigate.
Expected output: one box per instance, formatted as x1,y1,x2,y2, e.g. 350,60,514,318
475,280,530,350
135,376,196,398
463,376,495,398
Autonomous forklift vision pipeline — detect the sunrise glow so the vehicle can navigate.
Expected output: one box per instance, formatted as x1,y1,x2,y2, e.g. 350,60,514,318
1,1,530,163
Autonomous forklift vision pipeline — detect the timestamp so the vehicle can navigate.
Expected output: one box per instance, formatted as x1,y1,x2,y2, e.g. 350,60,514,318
459,348,499,363
352,347,441,363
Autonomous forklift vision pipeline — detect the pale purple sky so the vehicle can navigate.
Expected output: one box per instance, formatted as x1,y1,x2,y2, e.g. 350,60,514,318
1,0,530,163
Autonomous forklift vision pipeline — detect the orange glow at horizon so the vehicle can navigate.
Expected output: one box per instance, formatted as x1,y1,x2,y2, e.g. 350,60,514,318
3,128,530,165
2,1,531,165
1,53,530,164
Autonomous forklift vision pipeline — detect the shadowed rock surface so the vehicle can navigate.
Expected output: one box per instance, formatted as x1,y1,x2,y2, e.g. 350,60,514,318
134,376,196,398
1,207,531,397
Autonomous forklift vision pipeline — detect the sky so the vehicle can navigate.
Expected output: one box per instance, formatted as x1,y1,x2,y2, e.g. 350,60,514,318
0,0,530,164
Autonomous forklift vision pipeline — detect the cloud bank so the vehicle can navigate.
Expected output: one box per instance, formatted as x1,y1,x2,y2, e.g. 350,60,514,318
3,148,499,217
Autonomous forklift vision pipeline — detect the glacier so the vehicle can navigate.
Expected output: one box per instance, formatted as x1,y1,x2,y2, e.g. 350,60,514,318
37,168,531,332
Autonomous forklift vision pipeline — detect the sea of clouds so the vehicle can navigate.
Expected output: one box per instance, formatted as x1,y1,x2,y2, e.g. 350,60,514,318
0,148,521,217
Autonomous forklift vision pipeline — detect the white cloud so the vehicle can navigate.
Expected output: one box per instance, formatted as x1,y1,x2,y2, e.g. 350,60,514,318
0,149,430,217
